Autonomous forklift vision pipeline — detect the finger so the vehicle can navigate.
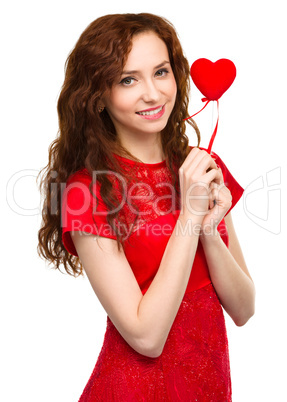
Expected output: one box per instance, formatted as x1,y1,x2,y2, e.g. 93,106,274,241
209,189,216,209
212,167,224,185
185,148,204,168
180,147,199,171
183,148,218,176
185,146,200,162
209,197,214,210
209,181,218,189
203,168,222,184
186,148,215,167
189,151,218,174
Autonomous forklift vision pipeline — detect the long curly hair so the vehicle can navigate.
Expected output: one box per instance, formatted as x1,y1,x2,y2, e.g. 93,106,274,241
37,13,201,276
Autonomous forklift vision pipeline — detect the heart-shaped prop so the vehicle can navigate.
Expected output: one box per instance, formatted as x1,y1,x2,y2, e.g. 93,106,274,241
190,58,236,101
184,58,236,153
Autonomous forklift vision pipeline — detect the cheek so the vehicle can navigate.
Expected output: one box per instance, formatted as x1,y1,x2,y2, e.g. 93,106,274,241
164,74,177,96
108,90,136,115
172,78,177,97
168,78,177,105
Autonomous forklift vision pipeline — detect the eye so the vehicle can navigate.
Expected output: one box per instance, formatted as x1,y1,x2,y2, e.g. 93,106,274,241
155,68,169,77
120,77,135,86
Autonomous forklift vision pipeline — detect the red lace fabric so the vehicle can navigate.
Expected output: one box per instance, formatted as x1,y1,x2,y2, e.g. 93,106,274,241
79,284,231,402
61,147,244,401
111,153,181,237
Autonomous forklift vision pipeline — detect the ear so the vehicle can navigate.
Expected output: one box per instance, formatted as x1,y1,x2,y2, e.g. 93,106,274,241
98,101,105,113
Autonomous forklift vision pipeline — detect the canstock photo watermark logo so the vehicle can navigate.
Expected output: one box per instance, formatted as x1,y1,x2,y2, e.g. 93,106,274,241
243,167,281,235
5,167,282,235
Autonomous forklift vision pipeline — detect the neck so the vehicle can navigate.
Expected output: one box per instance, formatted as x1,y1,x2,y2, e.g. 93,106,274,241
117,134,165,164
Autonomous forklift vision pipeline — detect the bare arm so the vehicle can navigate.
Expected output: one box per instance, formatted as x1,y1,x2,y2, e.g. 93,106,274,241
70,148,220,358
200,212,255,326
71,213,202,358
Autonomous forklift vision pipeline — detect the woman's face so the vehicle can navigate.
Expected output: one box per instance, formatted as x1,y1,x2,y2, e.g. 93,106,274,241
102,31,177,141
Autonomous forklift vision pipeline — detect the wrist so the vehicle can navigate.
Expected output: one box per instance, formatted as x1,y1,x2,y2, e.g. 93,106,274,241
177,213,204,237
200,226,221,244
179,211,204,225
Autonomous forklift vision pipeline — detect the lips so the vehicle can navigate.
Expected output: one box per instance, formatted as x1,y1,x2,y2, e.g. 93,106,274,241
136,105,164,116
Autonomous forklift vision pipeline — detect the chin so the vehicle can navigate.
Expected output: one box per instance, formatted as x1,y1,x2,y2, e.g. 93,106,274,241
141,116,170,132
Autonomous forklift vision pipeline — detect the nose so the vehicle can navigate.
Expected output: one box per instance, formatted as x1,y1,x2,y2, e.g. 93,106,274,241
141,79,160,103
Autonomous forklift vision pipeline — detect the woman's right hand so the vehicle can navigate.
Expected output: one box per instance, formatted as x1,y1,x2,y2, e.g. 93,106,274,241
178,147,221,221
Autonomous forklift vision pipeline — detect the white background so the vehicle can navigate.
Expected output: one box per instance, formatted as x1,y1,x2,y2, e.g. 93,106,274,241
1,1,286,401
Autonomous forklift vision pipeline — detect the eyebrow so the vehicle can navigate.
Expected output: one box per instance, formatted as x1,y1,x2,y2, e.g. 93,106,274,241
122,60,170,75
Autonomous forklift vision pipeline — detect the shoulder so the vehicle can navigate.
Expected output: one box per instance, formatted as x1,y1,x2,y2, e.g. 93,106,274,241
66,168,91,186
62,168,104,214
62,168,96,207
64,168,103,198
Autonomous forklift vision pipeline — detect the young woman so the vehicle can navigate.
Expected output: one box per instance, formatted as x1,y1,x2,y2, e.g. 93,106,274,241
38,13,255,401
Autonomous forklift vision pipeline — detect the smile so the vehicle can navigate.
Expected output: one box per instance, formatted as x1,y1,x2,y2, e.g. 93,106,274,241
137,106,163,116
136,105,165,119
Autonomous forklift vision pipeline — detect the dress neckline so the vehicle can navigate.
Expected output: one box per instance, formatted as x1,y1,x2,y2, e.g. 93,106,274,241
112,153,167,168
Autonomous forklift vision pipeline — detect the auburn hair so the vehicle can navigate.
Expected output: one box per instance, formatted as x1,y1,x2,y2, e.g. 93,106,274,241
37,13,201,276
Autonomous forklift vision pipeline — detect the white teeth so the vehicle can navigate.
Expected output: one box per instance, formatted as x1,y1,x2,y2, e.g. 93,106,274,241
138,106,163,116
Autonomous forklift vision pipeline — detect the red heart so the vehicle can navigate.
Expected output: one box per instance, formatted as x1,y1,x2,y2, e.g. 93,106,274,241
190,58,236,101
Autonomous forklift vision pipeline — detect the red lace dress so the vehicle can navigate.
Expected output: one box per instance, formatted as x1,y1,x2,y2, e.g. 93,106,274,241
61,147,244,402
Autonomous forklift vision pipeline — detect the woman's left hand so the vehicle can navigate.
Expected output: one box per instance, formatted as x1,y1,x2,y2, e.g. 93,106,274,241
201,167,232,236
